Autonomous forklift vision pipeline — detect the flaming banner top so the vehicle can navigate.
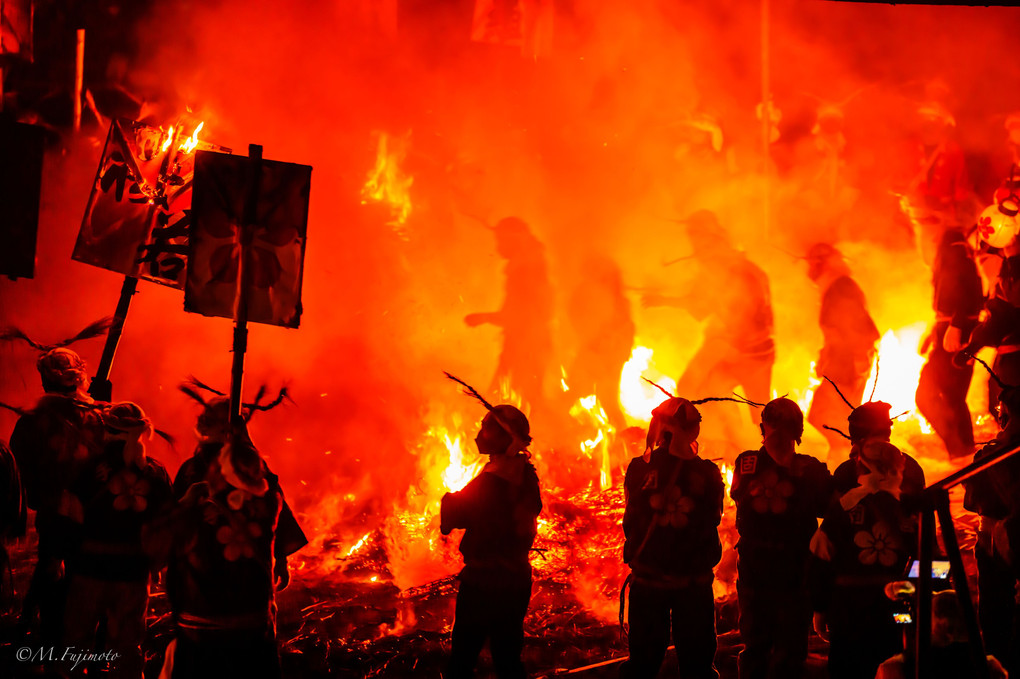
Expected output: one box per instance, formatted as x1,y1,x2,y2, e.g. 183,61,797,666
73,119,222,288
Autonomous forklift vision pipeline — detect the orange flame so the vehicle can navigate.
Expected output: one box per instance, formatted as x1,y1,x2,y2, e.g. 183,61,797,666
362,131,414,234
161,126,174,153
569,394,615,491
179,121,205,154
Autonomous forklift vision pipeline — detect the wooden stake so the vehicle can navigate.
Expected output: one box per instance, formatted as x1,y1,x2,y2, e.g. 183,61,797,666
74,29,84,132
760,0,770,241
229,144,263,427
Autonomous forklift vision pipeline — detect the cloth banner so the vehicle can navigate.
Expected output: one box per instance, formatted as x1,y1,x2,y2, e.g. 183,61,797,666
185,150,311,329
471,0,553,59
0,0,32,61
73,119,221,288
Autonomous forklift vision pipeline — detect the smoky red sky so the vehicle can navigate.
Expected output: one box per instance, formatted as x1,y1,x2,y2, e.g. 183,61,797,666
2,0,1020,586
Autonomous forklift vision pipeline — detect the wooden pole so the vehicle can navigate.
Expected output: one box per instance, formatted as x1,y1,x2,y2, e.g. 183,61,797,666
89,275,138,402
73,29,84,132
229,144,263,427
760,0,770,241
934,490,990,679
915,505,935,679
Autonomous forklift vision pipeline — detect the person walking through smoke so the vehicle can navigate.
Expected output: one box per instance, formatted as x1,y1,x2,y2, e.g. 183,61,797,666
619,395,724,679
802,243,879,465
915,228,983,460
464,217,555,414
440,373,543,679
643,211,773,447
565,254,635,431
731,398,831,679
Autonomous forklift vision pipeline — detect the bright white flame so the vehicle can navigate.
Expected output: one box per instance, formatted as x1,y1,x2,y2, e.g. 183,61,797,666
441,432,480,492
620,346,676,423
862,324,930,430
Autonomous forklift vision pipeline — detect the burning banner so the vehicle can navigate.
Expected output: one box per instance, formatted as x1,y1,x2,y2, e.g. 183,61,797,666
185,150,311,328
471,0,553,59
73,119,219,288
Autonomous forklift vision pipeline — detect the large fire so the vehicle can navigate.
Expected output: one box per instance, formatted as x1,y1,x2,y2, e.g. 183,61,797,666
6,2,1017,675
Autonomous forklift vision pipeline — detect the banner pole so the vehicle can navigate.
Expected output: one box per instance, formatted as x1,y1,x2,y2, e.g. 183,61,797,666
229,144,263,427
74,28,84,132
89,275,138,402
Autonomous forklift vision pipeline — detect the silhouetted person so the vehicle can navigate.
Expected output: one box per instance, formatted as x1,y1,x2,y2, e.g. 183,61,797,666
620,397,723,679
831,401,926,498
9,347,106,646
959,254,1020,414
441,404,542,679
465,218,554,412
810,441,918,679
916,229,983,460
803,244,879,465
63,402,172,679
171,388,307,598
731,398,831,679
147,425,299,679
644,211,773,440
897,102,973,264
963,384,1020,678
565,255,635,430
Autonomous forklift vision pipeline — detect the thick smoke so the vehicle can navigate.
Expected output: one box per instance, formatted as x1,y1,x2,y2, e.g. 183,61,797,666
2,0,1019,582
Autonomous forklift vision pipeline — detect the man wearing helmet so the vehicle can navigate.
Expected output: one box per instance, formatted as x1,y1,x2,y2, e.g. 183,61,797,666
441,404,543,679
803,243,880,464
620,397,724,679
731,398,831,679
916,228,983,460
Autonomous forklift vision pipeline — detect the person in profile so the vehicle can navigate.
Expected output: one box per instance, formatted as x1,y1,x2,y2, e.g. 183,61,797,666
465,217,554,413
440,380,542,679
